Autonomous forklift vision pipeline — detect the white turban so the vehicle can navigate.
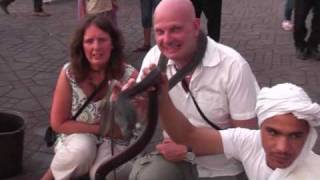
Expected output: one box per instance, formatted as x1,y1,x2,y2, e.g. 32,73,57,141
256,83,320,180
256,83,320,127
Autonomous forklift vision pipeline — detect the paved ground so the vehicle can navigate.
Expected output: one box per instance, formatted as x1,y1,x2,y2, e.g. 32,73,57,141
0,0,319,179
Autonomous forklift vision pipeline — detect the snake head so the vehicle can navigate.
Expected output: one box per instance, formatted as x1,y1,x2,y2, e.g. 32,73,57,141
112,68,162,140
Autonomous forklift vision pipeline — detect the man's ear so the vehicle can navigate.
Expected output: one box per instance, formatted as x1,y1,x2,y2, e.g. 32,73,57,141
193,18,201,35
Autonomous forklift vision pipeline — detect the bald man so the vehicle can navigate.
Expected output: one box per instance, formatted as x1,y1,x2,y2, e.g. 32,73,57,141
129,0,259,179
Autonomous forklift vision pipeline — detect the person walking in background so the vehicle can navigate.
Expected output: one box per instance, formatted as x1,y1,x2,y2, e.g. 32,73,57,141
32,0,50,17
281,0,294,31
40,14,137,180
133,0,161,52
294,0,320,60
78,0,118,27
190,0,222,42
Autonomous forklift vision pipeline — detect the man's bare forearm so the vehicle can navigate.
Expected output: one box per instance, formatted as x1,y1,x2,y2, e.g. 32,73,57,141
158,92,194,144
158,92,224,155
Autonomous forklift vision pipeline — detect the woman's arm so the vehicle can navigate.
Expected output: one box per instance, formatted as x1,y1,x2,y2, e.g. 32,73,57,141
50,68,100,135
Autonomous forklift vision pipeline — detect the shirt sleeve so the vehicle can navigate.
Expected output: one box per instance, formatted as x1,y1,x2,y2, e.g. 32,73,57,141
227,61,260,120
220,128,259,161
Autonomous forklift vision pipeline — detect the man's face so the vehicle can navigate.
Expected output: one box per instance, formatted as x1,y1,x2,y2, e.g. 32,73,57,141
261,113,309,169
153,10,199,64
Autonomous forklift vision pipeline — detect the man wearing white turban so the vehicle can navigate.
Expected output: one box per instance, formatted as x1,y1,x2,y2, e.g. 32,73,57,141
156,81,320,180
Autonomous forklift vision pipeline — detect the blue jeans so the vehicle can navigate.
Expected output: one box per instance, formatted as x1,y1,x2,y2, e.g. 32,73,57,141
140,0,161,28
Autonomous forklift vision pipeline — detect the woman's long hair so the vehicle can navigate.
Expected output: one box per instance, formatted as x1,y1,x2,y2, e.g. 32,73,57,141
70,14,125,82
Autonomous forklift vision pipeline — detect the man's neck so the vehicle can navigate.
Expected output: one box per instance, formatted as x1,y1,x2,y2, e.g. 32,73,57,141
174,53,195,69
174,42,199,69
174,60,190,70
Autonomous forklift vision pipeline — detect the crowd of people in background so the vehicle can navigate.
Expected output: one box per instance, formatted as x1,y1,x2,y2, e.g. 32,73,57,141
0,0,318,62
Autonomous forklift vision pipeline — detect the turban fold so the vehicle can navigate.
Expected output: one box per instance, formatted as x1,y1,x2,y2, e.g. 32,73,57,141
256,83,320,127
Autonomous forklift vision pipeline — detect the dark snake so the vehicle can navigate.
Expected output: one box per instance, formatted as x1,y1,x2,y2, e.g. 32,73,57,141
95,31,208,180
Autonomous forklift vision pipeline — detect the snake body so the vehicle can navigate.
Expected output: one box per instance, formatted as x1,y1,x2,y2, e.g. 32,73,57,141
95,69,162,180
95,31,208,180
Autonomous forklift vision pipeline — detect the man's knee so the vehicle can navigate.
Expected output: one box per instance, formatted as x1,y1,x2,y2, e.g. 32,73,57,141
129,153,188,180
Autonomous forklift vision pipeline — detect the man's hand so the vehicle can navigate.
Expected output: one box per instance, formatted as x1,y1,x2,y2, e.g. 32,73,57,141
141,64,171,108
110,78,136,101
156,138,188,162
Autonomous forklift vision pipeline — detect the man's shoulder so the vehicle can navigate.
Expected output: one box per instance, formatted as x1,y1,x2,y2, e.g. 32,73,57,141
287,152,320,179
143,46,162,63
205,38,247,66
220,128,261,161
220,128,260,146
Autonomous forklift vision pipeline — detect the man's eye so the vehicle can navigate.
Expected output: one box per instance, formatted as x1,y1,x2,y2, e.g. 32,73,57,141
155,30,164,36
289,133,303,140
269,131,276,136
267,129,277,136
172,27,180,33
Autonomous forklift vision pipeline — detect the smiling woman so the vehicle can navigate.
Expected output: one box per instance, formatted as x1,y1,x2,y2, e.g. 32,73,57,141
41,14,138,180
83,24,113,72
